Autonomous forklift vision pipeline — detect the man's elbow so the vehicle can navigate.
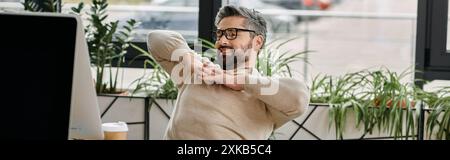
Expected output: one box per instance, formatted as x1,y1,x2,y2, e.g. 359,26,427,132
286,83,310,119
147,30,190,58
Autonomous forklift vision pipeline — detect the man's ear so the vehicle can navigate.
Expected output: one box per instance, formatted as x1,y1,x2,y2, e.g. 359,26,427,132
252,35,264,51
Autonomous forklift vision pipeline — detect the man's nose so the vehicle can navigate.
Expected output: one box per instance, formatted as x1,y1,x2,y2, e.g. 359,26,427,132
217,34,230,46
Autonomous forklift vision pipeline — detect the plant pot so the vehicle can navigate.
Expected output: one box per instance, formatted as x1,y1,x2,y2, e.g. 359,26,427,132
318,0,331,10
303,0,315,7
386,99,415,109
373,98,415,109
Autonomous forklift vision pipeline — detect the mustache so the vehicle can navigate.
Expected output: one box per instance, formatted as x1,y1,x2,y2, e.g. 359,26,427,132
218,45,233,51
217,45,234,56
219,46,233,49
215,43,233,50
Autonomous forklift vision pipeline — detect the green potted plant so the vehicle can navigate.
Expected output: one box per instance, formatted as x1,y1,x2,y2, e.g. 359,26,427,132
356,68,418,139
423,86,450,140
71,0,139,94
309,72,365,139
311,68,419,140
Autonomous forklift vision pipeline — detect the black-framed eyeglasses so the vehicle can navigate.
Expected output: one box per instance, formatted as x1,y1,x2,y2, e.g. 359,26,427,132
213,28,256,41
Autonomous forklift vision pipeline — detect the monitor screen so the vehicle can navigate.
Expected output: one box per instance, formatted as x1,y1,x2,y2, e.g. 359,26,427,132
0,13,77,140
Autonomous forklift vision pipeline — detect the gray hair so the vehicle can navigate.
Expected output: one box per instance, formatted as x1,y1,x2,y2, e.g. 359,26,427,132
215,5,267,47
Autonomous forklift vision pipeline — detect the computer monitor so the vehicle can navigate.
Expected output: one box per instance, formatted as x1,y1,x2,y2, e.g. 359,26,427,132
0,12,103,140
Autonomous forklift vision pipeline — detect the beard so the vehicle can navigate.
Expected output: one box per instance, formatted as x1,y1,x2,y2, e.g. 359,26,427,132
214,41,253,70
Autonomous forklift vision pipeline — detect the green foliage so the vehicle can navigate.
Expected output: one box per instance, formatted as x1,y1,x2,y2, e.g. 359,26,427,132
257,37,309,77
129,43,179,100
356,68,417,139
312,68,419,139
129,38,218,100
22,0,60,13
424,86,450,140
71,0,139,94
310,72,364,139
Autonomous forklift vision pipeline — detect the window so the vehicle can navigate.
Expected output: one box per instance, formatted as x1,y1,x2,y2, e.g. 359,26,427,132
0,0,22,12
228,0,418,83
61,0,201,68
416,0,450,82
64,0,199,43
0,0,200,42
447,1,450,51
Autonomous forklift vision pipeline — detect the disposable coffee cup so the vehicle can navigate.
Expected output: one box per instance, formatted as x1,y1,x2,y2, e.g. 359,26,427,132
102,121,128,140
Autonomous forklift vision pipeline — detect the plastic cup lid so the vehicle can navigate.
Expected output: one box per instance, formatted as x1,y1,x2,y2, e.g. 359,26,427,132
102,121,128,132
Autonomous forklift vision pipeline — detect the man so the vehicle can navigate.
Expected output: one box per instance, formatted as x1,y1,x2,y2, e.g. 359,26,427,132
147,5,310,140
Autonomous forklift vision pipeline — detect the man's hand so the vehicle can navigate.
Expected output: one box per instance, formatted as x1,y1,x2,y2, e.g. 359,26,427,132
197,61,249,91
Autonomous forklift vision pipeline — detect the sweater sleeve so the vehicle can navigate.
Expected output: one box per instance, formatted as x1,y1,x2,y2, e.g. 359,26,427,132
147,30,198,76
243,75,310,129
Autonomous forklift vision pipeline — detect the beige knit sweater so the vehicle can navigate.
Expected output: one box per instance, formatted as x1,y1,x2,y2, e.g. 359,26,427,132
147,30,310,140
